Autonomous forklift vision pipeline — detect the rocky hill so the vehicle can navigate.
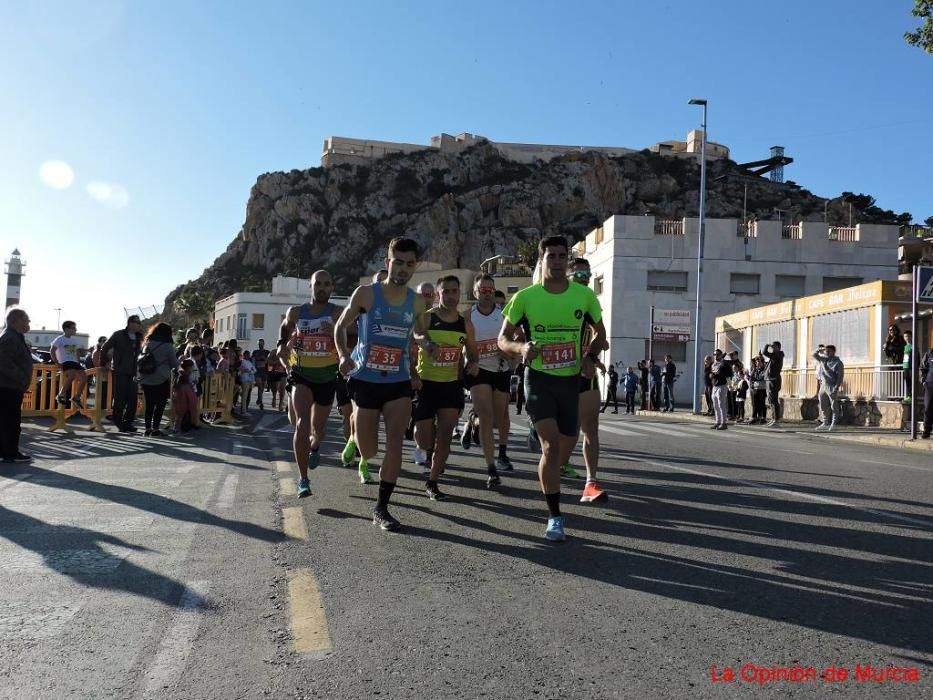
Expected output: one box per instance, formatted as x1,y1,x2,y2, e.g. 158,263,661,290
164,139,908,317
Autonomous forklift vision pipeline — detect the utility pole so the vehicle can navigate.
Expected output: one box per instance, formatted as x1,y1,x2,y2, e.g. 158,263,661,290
688,98,708,414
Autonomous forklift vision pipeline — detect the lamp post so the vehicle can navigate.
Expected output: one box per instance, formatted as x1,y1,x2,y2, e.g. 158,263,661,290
688,98,708,414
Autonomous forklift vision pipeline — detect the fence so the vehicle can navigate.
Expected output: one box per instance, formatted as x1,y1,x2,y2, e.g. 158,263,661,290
781,225,801,240
22,365,237,433
779,365,904,401
828,226,857,242
654,220,684,236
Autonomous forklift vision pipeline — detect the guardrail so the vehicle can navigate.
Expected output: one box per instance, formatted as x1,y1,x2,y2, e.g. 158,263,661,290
781,225,801,240
654,220,684,236
22,365,237,433
828,226,857,242
778,365,904,401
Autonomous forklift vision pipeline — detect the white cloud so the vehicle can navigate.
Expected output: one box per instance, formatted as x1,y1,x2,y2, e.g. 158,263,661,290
86,181,129,208
38,160,75,189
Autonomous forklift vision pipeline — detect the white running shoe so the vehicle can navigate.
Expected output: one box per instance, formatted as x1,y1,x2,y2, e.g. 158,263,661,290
413,447,427,465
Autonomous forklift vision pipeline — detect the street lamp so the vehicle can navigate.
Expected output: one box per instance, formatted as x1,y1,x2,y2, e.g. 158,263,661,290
688,98,708,414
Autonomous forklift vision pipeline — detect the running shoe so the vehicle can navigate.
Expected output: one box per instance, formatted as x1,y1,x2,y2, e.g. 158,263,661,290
580,481,608,503
560,464,581,479
358,461,375,484
340,437,357,467
372,508,400,531
460,424,472,450
486,467,501,488
545,516,566,542
413,447,428,465
425,483,448,501
297,478,312,498
308,449,320,471
495,454,514,471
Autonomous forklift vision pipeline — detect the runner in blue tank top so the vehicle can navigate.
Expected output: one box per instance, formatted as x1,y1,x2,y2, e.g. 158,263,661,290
334,237,431,532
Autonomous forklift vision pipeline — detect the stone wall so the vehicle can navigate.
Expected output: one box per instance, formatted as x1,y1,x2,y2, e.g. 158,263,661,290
780,397,911,429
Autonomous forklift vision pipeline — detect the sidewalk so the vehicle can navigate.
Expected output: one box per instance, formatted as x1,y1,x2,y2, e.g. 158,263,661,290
633,407,933,452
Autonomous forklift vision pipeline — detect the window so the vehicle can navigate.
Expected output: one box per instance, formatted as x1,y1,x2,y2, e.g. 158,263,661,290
775,275,805,299
822,276,862,293
594,275,604,296
647,340,687,362
730,273,760,295
756,319,797,367
810,308,870,365
506,285,519,294
595,227,604,244
252,313,265,330
647,270,688,292
236,313,248,340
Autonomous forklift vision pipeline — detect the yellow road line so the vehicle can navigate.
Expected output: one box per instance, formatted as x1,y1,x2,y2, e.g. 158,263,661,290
282,507,307,540
275,460,292,473
287,569,333,655
279,477,296,496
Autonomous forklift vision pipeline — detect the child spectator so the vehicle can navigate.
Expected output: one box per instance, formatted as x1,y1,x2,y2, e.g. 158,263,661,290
172,358,200,432
735,368,749,423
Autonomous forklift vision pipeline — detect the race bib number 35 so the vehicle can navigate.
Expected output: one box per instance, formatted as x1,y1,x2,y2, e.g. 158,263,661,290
366,344,403,372
540,342,577,370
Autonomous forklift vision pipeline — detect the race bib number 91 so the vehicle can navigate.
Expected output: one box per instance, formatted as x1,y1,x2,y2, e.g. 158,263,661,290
298,334,335,357
540,342,577,370
366,344,403,372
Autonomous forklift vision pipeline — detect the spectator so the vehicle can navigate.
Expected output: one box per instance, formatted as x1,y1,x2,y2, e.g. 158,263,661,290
176,327,199,359
371,269,388,284
622,366,639,414
813,345,845,431
648,359,662,410
638,360,649,410
601,365,619,413
883,324,905,366
100,315,143,432
919,345,933,439
267,353,286,410
171,358,200,432
762,341,784,427
661,355,676,412
709,349,733,430
748,356,767,424
239,349,257,412
903,330,915,403
90,336,107,368
703,355,714,416
0,308,34,463
252,339,270,410
734,368,749,423
50,321,88,409
139,322,177,436
494,290,507,310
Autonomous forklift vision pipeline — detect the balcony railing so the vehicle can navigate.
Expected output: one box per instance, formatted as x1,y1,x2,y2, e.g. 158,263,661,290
828,226,857,242
654,220,684,236
779,365,904,401
781,225,801,240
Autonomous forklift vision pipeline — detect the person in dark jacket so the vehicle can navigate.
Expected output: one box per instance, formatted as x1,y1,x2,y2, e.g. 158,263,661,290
882,324,906,366
919,347,933,439
648,359,662,410
661,355,676,412
762,341,784,426
703,355,714,415
710,349,733,430
100,314,143,432
600,365,619,413
638,360,649,410
0,308,35,463
139,322,178,436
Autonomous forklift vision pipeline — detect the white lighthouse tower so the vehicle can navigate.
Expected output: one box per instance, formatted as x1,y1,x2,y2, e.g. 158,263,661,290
5,249,25,310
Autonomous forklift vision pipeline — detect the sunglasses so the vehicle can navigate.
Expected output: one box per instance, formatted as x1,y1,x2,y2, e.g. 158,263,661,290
573,271,592,280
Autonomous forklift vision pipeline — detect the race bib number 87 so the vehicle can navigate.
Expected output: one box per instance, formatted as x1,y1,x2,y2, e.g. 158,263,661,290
366,344,403,372
540,342,577,370
434,346,462,367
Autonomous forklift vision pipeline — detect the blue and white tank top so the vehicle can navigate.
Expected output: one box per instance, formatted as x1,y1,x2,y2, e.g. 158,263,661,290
350,285,416,383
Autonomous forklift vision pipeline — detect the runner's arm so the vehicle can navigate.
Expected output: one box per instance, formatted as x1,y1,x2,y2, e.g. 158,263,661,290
275,305,300,369
334,286,371,367
463,317,479,375
498,320,537,362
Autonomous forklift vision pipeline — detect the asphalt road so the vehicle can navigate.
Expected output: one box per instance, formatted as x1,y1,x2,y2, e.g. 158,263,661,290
0,406,930,699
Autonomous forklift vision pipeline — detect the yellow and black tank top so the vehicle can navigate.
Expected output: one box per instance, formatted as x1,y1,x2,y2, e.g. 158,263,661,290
416,311,467,383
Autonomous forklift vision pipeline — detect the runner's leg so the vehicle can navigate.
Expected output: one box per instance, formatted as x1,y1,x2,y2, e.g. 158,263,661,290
471,383,495,467
578,389,600,482
291,383,314,481
428,408,458,482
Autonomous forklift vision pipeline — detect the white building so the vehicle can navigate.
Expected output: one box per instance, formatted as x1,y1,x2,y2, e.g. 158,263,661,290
212,276,348,350
577,215,899,404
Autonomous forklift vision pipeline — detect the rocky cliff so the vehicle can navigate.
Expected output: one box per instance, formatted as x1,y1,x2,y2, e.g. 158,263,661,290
164,139,907,315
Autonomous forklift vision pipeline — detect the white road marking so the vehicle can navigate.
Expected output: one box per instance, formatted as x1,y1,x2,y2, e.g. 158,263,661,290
143,581,211,698
598,421,814,455
215,473,238,509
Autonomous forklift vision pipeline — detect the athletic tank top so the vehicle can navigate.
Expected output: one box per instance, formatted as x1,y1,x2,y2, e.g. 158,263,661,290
416,311,467,383
470,305,508,373
350,285,416,383
289,303,338,383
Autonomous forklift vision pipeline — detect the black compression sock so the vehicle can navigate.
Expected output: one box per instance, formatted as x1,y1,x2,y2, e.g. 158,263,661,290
487,463,499,476
426,479,437,488
545,492,561,517
498,444,507,458
376,480,396,510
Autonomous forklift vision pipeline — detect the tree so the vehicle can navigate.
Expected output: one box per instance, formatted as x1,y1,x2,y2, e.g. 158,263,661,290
173,290,213,327
905,0,933,53
924,216,933,228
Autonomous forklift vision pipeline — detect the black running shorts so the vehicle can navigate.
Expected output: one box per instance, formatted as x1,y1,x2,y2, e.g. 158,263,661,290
524,368,580,437
335,376,351,407
348,378,413,411
289,370,336,406
464,368,511,393
414,379,465,421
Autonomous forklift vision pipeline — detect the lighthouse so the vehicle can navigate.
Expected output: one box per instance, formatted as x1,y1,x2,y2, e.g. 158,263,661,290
5,249,25,309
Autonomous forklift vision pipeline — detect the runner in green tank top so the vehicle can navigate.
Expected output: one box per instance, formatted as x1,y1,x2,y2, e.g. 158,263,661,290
498,236,606,542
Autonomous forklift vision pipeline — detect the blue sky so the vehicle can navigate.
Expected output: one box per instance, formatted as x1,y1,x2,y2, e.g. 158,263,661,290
1,0,930,339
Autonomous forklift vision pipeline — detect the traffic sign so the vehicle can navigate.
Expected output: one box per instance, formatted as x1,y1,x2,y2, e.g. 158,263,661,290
917,266,933,303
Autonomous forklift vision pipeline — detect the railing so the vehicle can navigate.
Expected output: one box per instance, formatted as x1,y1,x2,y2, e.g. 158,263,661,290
654,220,684,236
828,226,857,242
22,365,236,433
778,365,904,401
781,225,801,240
738,222,758,238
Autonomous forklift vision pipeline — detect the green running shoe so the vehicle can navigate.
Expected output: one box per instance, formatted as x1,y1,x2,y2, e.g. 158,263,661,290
358,460,375,484
308,448,320,471
340,437,357,467
560,464,581,479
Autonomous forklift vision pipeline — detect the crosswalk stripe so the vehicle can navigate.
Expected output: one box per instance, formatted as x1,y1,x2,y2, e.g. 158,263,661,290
287,569,332,656
143,581,211,698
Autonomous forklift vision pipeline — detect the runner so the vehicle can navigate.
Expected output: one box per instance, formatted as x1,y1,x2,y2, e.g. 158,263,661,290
409,281,436,467
463,273,515,478
561,257,608,503
51,321,87,408
334,237,429,531
498,236,606,541
252,339,270,410
414,276,479,500
278,270,343,499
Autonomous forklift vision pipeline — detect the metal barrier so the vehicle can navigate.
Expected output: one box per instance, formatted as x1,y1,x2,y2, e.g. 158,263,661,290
654,220,684,236
22,365,237,433
781,225,801,240
779,365,904,400
828,226,857,242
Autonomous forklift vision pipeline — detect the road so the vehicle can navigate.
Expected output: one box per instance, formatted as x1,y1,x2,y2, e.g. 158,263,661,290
0,408,930,699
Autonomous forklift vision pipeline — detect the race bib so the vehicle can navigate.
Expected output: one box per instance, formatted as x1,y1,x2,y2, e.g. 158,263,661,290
297,334,335,357
366,344,403,372
477,339,499,359
540,342,577,370
433,346,462,367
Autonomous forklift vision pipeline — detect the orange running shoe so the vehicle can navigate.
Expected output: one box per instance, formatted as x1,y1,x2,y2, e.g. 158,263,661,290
580,481,608,503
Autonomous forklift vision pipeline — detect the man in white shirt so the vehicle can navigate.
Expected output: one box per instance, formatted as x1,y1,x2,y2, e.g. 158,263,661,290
50,321,87,408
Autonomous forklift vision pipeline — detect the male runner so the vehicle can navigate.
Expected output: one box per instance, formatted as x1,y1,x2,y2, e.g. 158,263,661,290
464,273,514,476
498,236,605,541
414,276,479,499
334,237,429,531
562,258,608,502
278,270,342,499
252,339,270,410
51,321,87,408
410,281,436,464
